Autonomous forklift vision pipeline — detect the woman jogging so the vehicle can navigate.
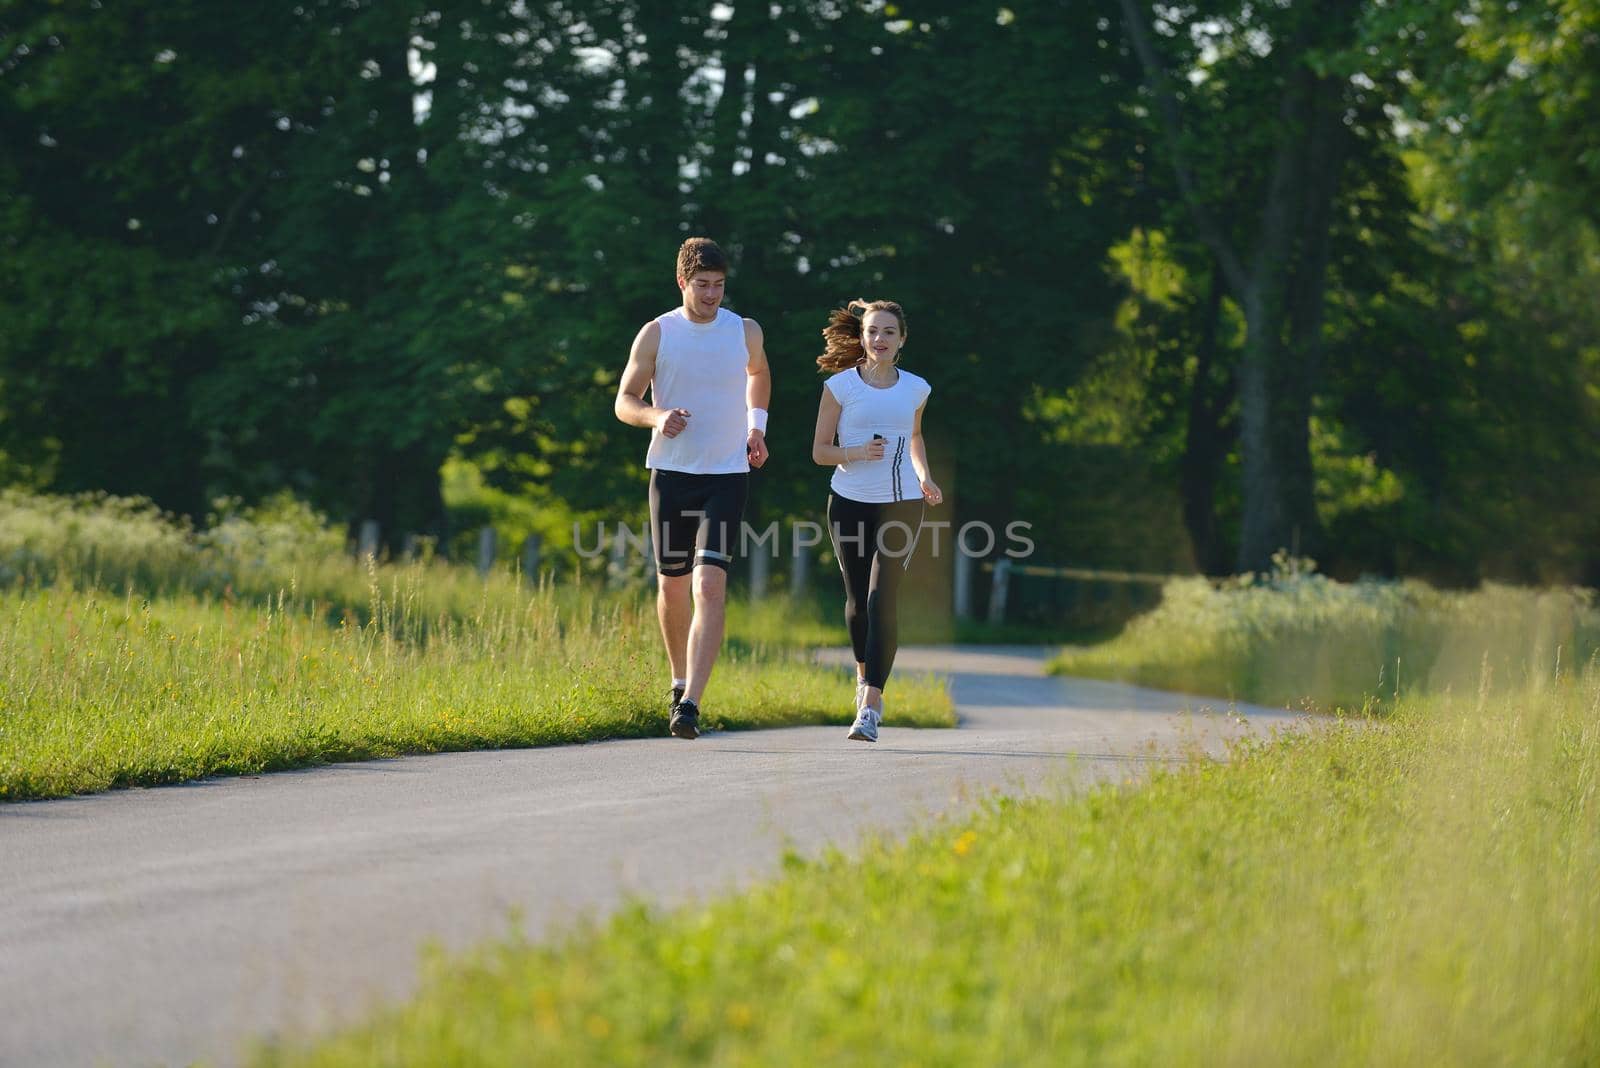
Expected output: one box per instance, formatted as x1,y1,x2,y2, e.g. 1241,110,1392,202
810,299,943,742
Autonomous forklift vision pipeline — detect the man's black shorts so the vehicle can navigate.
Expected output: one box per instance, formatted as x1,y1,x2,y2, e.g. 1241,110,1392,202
648,469,749,576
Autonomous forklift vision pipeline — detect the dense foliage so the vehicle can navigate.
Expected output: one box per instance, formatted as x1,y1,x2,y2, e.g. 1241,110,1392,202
2,2,1595,582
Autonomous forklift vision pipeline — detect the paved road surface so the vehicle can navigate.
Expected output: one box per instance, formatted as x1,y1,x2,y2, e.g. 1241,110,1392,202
0,646,1303,1067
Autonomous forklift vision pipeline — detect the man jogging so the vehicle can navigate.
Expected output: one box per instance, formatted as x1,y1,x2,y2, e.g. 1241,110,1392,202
614,237,771,739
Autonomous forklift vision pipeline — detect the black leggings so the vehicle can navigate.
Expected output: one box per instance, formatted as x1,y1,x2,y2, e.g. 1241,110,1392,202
827,494,923,691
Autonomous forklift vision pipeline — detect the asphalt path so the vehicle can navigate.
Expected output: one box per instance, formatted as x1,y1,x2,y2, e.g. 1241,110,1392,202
0,646,1305,1067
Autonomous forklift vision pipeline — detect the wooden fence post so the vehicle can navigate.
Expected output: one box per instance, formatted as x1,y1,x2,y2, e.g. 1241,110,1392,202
988,558,1011,625
476,526,497,575
357,520,380,561
954,549,973,619
749,546,770,601
790,541,809,599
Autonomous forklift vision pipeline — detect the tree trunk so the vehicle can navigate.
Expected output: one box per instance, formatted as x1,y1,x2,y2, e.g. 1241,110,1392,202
1236,50,1316,571
1119,0,1356,573
1180,264,1233,573
1236,61,1348,571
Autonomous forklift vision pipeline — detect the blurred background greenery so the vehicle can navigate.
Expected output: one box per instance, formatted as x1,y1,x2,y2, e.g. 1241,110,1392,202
3,1,1596,606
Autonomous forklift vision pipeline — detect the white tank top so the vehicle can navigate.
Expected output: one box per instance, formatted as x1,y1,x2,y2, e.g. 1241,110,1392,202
825,367,932,503
645,307,751,475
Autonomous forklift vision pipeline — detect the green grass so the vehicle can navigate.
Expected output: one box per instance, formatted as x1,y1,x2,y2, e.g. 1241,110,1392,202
0,491,953,800
246,562,1600,1066
18,488,1599,1061
0,582,952,801
1049,570,1600,712
253,669,1600,1066
724,591,848,652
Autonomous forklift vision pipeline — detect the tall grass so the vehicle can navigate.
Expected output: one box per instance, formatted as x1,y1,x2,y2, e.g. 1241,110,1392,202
1050,564,1600,710
1,488,860,648
0,489,571,629
0,492,953,800
0,488,199,592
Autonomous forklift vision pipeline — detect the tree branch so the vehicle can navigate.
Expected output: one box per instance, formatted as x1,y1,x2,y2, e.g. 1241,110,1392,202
1116,0,1250,296
209,173,268,257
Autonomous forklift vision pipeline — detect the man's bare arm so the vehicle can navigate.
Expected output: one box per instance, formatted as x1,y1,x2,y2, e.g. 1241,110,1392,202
615,321,688,436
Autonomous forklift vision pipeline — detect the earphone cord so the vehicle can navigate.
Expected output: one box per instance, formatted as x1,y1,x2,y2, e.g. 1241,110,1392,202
902,498,927,571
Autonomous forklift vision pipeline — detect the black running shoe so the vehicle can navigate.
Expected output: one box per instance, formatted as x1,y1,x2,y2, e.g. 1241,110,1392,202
669,697,700,740
671,684,685,708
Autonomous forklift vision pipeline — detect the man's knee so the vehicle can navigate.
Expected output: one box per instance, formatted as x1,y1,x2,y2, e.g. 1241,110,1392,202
659,571,691,600
691,565,728,604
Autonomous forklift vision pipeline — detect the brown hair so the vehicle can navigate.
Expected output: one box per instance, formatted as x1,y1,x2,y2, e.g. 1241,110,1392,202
676,237,729,281
817,299,908,373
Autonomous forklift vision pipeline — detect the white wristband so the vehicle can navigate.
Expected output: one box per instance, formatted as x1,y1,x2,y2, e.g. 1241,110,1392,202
747,407,768,433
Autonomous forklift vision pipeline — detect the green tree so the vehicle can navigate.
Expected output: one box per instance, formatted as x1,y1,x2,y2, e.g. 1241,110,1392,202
1342,0,1600,582
776,1,1144,553
0,2,319,511
1119,0,1373,571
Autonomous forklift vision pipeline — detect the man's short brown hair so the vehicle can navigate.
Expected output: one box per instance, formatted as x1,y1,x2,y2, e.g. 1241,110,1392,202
676,237,729,281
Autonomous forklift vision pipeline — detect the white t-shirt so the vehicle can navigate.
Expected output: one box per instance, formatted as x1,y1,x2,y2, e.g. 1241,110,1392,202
825,366,932,503
645,307,751,475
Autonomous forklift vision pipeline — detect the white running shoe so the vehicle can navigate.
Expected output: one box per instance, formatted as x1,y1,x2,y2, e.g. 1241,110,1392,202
848,702,880,743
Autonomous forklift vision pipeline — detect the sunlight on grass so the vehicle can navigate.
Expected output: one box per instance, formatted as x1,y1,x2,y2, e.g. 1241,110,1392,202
0,583,949,800
245,551,1600,1065
253,669,1600,1065
1049,565,1600,711
0,492,953,800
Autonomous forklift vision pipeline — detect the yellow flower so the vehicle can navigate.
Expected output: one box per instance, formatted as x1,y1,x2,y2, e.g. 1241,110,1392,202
953,830,977,857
